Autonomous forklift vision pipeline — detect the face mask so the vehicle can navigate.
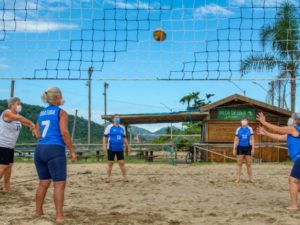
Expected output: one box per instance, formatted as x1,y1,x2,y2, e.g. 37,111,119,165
287,118,294,126
114,118,120,124
241,120,248,126
16,105,22,113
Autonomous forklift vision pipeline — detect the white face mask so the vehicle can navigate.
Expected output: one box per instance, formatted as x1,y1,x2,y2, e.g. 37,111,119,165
60,99,65,106
287,118,294,126
241,120,248,126
16,105,22,113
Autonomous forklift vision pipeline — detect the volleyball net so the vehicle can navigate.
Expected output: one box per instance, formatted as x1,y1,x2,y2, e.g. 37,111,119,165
0,0,299,81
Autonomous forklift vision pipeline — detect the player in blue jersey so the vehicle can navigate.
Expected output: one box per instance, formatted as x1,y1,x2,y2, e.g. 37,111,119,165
103,114,131,183
233,116,255,183
257,112,300,210
34,87,77,223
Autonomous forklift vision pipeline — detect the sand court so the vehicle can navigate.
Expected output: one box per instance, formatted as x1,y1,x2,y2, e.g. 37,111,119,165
1,163,300,225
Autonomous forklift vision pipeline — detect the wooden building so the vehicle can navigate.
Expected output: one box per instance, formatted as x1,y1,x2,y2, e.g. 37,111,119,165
199,94,292,162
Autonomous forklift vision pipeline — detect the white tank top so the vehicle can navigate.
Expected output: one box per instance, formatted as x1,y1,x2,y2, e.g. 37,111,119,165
0,109,22,149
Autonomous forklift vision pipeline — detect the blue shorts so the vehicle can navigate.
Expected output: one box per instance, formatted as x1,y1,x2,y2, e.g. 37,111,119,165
34,144,67,182
290,158,300,180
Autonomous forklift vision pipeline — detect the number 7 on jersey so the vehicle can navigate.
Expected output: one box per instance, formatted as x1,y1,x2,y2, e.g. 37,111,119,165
41,120,50,138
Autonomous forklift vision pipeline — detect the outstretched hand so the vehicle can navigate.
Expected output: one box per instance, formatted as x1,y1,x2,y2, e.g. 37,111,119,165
257,112,266,124
30,127,38,138
257,126,266,136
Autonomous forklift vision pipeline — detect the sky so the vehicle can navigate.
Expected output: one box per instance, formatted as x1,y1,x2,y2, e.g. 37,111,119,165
0,0,299,132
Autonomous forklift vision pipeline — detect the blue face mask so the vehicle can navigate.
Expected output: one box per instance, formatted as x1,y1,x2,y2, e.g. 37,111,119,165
114,118,120,124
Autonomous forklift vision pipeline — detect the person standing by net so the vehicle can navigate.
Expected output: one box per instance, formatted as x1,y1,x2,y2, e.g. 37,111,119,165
0,97,36,191
103,114,131,183
257,112,300,210
34,87,77,223
233,116,255,183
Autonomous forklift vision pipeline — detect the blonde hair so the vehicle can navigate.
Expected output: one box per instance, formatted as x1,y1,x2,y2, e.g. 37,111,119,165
41,87,62,105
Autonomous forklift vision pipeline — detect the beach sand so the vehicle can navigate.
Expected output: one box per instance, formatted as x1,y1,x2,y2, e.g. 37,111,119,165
1,163,300,225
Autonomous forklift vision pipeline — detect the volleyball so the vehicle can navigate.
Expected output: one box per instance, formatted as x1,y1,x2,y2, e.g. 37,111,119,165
153,28,167,42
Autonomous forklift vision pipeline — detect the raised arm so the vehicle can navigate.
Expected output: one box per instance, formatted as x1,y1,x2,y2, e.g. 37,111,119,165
257,126,287,141
3,111,35,129
59,110,77,162
257,112,298,136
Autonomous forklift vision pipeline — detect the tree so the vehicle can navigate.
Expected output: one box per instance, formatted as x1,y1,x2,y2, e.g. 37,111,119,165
179,95,193,110
180,92,214,110
241,2,299,112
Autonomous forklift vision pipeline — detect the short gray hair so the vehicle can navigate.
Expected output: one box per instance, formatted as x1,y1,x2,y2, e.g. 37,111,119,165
7,97,21,108
292,113,300,125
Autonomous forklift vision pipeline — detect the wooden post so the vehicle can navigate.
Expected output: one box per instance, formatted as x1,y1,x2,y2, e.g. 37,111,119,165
193,146,196,163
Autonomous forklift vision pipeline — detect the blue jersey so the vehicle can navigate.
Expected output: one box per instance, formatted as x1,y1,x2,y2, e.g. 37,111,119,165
236,126,253,147
104,124,126,151
287,125,300,162
37,105,65,146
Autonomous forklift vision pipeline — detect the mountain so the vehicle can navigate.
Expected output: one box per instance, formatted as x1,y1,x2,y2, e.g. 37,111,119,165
0,100,104,144
154,126,180,135
0,99,182,144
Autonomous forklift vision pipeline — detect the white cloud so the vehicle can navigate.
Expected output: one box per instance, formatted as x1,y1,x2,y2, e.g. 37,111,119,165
105,0,154,10
0,58,9,70
195,4,233,17
0,20,77,33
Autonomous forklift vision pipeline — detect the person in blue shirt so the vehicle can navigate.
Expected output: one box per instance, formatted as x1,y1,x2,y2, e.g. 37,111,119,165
233,116,255,183
103,114,131,183
34,87,77,223
257,112,300,210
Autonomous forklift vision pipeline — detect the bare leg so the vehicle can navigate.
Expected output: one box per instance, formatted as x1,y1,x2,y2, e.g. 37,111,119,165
287,176,299,210
236,155,244,183
106,161,114,182
36,180,51,216
53,181,66,223
0,164,9,178
3,163,13,190
118,160,128,181
245,156,254,182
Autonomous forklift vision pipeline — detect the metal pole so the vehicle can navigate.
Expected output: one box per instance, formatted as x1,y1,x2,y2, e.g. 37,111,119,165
10,80,15,97
71,109,78,141
103,82,109,120
270,81,275,106
87,67,94,144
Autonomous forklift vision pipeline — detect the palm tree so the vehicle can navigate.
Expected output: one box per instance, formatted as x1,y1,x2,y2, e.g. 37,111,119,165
180,92,214,110
241,2,299,112
180,94,194,110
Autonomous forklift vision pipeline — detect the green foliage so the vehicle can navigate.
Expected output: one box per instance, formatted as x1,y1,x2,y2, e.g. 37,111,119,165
0,100,104,144
241,1,300,111
180,92,214,110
